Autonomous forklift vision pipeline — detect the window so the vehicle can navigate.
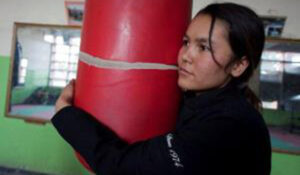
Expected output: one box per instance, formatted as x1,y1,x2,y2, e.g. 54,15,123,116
18,58,28,84
45,34,80,87
260,39,300,111
6,23,81,122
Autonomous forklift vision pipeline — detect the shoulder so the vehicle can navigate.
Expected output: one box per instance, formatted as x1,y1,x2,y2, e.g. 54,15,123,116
206,94,271,148
190,93,269,140
209,92,263,123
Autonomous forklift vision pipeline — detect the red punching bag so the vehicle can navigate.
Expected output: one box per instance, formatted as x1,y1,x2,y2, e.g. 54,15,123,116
74,0,192,170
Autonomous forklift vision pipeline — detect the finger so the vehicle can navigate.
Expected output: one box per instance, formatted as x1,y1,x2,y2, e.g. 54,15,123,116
70,79,76,85
67,79,76,90
65,80,74,90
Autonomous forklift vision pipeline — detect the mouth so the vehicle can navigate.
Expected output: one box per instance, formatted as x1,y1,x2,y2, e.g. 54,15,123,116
178,67,193,76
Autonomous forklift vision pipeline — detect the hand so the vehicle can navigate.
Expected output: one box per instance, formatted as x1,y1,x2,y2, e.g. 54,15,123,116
55,80,75,112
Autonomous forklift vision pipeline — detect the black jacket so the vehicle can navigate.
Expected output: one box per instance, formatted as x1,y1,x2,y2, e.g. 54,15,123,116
52,83,271,175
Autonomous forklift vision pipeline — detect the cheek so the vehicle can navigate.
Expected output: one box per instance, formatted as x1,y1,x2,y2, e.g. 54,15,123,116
194,59,222,79
177,47,184,63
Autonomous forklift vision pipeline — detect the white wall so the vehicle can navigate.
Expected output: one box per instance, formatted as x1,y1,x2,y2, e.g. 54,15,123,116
192,0,215,17
0,0,299,57
0,0,67,56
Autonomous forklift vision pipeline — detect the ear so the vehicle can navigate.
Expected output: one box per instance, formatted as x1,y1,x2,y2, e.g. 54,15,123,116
230,56,249,77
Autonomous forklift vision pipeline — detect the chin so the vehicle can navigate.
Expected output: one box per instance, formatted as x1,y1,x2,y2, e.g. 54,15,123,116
178,78,206,92
177,78,191,91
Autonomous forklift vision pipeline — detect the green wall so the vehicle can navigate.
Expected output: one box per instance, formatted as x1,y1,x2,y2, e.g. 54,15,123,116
263,109,300,126
0,56,300,175
0,56,89,175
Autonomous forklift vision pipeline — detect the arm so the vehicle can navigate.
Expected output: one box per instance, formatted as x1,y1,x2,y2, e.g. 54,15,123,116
53,80,186,174
52,81,243,175
52,106,244,175
52,106,185,175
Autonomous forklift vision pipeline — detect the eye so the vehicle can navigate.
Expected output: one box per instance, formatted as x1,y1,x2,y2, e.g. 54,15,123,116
182,37,189,47
198,44,211,52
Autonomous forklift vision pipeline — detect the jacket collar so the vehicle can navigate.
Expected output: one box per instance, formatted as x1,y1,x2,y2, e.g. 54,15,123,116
182,81,239,112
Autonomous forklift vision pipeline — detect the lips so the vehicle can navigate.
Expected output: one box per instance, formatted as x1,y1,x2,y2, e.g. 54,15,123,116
178,67,193,76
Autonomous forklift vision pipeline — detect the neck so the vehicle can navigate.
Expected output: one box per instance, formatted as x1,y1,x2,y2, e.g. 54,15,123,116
195,78,232,96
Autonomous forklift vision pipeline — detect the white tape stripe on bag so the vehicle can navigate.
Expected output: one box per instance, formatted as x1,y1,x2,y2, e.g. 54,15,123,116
79,52,178,70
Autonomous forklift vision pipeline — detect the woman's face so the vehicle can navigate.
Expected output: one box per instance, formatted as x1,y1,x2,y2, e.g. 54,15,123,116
177,14,235,92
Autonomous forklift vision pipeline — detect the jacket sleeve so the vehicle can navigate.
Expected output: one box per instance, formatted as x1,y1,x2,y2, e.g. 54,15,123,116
51,106,186,175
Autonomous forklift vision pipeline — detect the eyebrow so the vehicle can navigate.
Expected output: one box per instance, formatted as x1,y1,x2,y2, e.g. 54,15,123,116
196,38,216,46
184,34,215,45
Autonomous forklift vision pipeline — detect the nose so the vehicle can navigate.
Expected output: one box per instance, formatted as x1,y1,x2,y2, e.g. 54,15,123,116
180,46,193,64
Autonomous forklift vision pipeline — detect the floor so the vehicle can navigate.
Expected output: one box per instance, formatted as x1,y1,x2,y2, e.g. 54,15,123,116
269,126,300,153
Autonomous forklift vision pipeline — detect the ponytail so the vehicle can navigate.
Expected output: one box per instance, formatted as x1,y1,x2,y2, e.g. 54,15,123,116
240,85,262,112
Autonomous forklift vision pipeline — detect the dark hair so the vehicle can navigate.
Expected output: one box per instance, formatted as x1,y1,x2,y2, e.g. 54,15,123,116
196,3,265,110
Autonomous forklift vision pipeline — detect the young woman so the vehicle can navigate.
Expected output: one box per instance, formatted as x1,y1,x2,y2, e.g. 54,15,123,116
52,3,271,175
